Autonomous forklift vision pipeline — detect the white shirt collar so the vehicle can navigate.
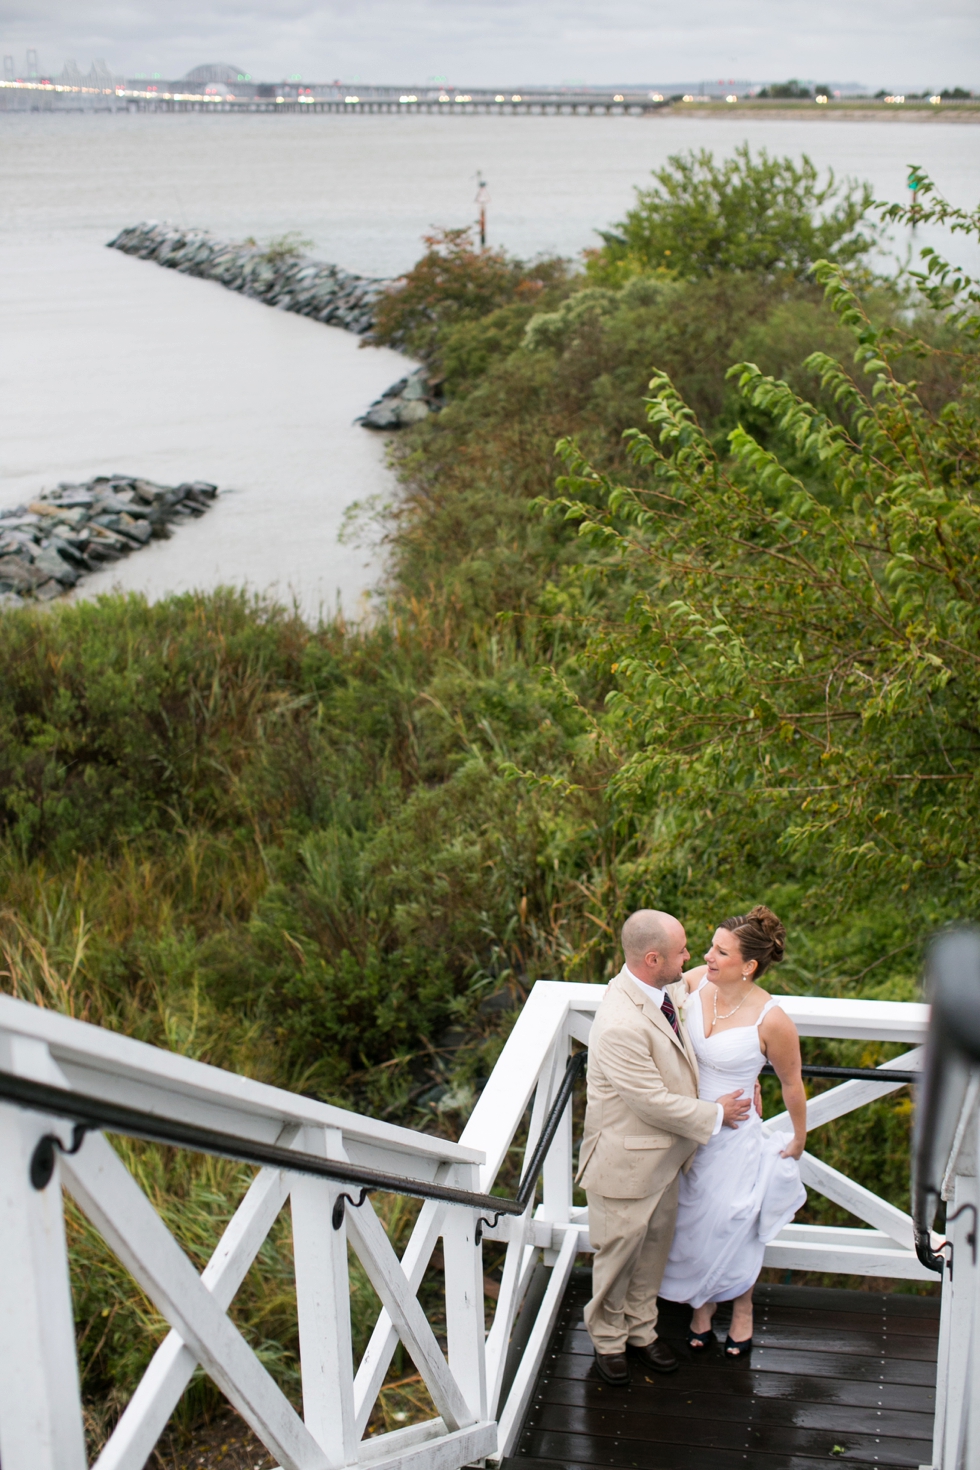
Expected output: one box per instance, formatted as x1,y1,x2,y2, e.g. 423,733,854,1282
624,963,670,1009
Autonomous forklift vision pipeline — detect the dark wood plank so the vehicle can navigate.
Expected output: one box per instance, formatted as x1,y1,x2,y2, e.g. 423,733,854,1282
516,1425,926,1468
530,1377,934,1438
754,1283,940,1317
504,1458,883,1470
752,1303,940,1339
505,1458,916,1470
503,1278,939,1470
536,1359,936,1412
522,1407,930,1465
707,1344,935,1385
752,1323,937,1361
556,1321,937,1362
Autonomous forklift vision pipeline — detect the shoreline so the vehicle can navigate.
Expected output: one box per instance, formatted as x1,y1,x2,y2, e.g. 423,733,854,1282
656,105,980,124
3,100,978,125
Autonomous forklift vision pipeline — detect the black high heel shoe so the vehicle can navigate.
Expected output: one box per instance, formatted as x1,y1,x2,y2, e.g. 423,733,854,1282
687,1326,716,1350
725,1334,753,1357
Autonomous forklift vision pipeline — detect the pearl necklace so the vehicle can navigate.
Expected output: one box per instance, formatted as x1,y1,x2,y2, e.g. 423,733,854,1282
713,983,753,1025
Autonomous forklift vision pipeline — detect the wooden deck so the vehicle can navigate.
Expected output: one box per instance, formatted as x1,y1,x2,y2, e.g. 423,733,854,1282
501,1268,939,1470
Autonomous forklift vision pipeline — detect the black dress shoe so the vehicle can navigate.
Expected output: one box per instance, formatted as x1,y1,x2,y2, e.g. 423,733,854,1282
628,1338,679,1373
594,1350,630,1384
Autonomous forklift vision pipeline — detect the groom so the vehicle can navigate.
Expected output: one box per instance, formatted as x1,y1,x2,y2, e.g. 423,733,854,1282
577,908,750,1382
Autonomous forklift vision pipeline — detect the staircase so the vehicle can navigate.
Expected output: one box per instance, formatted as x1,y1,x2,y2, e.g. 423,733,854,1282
0,933,978,1469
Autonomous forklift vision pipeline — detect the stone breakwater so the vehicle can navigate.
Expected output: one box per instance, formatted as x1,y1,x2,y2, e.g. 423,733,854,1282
107,222,440,427
0,475,217,606
108,222,390,336
359,367,441,428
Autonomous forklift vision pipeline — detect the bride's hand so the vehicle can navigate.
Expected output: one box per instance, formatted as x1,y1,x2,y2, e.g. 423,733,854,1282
780,1135,805,1160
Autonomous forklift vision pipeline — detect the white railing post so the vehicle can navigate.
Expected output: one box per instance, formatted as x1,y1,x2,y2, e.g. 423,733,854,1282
541,1031,573,1267
964,1113,980,1468
0,1101,87,1470
930,1097,979,1469
442,1170,487,1421
291,1126,357,1465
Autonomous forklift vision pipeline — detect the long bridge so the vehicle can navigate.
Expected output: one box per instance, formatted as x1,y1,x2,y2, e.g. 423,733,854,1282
5,70,968,118
0,80,681,117
0,933,978,1468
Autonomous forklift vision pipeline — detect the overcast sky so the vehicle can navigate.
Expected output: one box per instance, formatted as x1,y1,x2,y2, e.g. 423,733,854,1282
2,0,977,90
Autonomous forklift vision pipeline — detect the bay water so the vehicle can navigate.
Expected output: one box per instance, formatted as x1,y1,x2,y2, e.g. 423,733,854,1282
2,111,978,618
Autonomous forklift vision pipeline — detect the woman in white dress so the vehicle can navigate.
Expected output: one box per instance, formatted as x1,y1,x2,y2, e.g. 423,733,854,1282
659,905,808,1356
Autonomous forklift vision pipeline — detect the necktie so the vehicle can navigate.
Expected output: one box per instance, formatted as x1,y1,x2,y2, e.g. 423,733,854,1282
661,991,680,1036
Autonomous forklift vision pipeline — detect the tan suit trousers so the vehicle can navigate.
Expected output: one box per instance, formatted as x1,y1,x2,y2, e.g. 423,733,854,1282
584,1177,680,1353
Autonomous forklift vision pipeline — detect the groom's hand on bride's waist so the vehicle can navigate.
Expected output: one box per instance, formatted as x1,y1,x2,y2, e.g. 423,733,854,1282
719,1090,752,1128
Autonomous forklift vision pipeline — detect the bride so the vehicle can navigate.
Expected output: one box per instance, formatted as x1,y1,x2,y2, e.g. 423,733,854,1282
658,905,807,1356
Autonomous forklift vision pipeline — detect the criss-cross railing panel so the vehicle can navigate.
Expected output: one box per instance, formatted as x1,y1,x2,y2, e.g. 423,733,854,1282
0,981,946,1470
0,996,494,1470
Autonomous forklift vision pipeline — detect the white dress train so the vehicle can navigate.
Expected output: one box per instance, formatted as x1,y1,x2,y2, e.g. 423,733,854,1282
659,982,806,1309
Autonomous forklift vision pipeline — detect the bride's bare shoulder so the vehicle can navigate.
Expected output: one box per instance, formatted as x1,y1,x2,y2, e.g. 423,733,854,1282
681,963,708,993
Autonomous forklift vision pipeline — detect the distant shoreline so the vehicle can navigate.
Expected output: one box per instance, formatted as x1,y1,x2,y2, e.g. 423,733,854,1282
2,91,978,123
656,104,980,124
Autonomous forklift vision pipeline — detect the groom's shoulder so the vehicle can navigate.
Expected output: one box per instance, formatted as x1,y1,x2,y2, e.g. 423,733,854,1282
592,969,642,1030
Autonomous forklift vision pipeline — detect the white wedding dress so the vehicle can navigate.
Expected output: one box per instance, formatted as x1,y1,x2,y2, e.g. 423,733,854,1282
659,980,806,1309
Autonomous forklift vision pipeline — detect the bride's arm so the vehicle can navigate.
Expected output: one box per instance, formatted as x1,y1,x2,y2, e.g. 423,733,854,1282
680,963,708,994
760,1008,807,1159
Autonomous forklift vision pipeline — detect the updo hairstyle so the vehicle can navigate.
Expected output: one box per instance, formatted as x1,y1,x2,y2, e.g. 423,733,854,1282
719,904,786,979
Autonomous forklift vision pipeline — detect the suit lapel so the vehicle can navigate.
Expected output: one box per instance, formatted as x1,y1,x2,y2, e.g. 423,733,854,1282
672,983,701,1078
616,968,690,1061
644,991,686,1054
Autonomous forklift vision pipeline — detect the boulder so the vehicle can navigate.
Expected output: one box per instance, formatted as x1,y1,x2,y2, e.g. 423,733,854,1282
32,547,79,585
397,400,431,425
358,368,439,430
0,556,40,591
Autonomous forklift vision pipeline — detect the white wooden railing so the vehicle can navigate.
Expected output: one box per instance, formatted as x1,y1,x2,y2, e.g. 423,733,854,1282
926,1078,979,1470
0,980,952,1469
912,931,980,1470
0,996,493,1470
466,982,939,1461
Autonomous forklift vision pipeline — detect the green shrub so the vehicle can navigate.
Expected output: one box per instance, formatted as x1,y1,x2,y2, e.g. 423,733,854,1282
589,144,875,282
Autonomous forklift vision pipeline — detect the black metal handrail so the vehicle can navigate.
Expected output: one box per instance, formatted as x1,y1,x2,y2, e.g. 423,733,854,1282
0,1039,924,1236
0,1052,586,1233
763,1063,919,1084
913,928,980,1274
474,1049,587,1241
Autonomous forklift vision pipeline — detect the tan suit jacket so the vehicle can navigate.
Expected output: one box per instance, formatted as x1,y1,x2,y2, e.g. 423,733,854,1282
577,967,719,1200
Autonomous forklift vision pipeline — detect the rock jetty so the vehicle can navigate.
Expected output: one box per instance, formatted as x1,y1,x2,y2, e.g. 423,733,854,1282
358,367,441,428
107,223,438,427
108,222,389,337
0,475,217,605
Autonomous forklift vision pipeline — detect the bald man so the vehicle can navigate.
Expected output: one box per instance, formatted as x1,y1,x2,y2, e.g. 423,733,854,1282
577,909,750,1382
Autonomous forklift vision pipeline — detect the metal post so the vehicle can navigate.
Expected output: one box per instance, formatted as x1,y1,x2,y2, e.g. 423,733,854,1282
475,174,490,247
